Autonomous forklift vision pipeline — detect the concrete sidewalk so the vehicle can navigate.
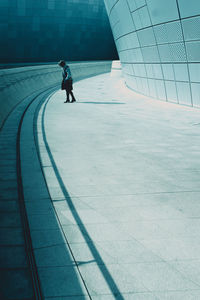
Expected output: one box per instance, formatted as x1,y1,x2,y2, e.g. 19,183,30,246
40,73,200,299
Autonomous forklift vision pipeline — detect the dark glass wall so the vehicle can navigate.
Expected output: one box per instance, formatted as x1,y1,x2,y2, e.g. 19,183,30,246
0,0,118,63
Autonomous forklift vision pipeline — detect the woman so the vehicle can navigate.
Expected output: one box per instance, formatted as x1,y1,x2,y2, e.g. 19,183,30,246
58,60,76,103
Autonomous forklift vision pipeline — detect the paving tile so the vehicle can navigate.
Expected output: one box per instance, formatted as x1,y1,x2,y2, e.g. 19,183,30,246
0,212,21,228
69,208,110,225
0,159,16,166
91,293,159,299
48,186,66,201
0,165,16,173
66,184,102,197
155,290,200,299
121,293,159,300
124,262,199,291
45,296,90,300
141,237,200,261
0,187,18,200
75,223,132,242
28,212,59,231
38,266,88,297
39,152,52,167
0,179,17,189
62,224,90,244
0,172,17,180
23,186,50,202
0,246,28,268
53,205,77,226
158,219,200,238
118,220,170,241
94,240,161,264
0,228,24,245
54,198,92,211
34,244,74,267
83,194,158,209
0,268,34,299
170,260,200,286
78,263,148,295
0,199,18,212
25,200,54,215
31,228,65,249
34,73,200,298
70,241,116,265
87,205,143,223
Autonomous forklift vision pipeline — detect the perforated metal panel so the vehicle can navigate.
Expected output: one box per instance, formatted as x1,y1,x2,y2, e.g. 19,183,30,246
158,44,172,62
135,0,146,9
155,80,167,100
138,6,151,28
127,0,137,12
137,27,156,47
131,10,143,30
162,64,175,80
165,21,184,43
154,24,168,44
169,43,187,62
153,64,163,79
182,17,200,41
186,41,200,62
176,82,192,105
142,46,160,63
174,64,189,82
146,0,179,25
191,83,200,106
104,0,200,107
178,0,200,18
165,81,178,103
189,63,200,82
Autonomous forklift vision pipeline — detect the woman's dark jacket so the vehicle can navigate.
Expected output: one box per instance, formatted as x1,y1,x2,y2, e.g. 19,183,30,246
62,65,73,92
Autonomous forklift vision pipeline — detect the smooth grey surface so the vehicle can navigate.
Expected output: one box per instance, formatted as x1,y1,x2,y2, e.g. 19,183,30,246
38,73,200,299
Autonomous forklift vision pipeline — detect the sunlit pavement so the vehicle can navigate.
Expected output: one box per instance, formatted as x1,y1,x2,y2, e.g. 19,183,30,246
39,73,200,299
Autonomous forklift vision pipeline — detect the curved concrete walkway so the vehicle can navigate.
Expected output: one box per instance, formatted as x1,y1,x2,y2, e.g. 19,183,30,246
38,73,200,299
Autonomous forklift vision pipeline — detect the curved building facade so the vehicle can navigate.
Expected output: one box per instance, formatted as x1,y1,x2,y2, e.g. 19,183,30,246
0,0,117,63
104,0,200,107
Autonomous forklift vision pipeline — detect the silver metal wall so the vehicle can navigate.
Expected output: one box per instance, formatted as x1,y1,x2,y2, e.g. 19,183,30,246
104,0,200,107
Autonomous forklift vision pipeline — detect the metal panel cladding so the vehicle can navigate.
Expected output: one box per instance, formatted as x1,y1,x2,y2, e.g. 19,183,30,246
104,0,200,107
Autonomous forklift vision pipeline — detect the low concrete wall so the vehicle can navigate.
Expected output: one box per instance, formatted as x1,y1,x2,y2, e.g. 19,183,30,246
0,61,112,129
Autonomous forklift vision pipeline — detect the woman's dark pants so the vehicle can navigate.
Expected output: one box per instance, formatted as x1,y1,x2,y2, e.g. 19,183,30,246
66,91,76,102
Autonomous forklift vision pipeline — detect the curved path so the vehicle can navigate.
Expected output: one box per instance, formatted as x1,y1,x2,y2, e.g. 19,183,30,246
39,74,200,299
1,73,200,299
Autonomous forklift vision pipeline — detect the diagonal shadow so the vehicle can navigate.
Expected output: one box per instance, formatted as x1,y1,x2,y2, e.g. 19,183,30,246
42,96,125,300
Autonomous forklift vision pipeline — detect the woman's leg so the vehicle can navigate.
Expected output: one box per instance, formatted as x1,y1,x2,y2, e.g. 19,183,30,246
64,91,70,102
70,91,76,102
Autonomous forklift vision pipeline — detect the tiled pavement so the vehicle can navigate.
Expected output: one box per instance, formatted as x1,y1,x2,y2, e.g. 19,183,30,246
38,74,200,299
1,73,200,299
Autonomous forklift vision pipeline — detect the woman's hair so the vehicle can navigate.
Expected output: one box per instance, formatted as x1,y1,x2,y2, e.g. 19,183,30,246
58,60,66,67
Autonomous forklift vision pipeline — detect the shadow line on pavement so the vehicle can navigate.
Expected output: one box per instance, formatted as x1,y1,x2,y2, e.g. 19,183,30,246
41,95,125,300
